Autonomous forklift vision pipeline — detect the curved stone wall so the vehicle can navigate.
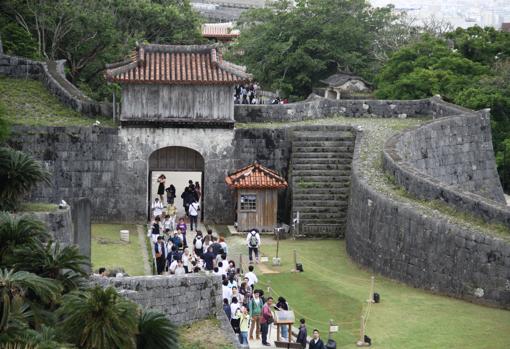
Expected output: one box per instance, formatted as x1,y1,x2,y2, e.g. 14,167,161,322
347,132,510,309
383,109,510,228
0,54,111,117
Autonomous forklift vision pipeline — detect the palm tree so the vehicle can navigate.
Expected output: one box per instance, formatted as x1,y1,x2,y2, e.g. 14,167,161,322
10,241,89,291
0,269,60,340
58,286,138,349
0,213,48,267
0,147,51,211
136,309,179,349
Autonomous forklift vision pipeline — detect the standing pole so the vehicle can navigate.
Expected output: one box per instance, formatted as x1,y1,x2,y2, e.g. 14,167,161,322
328,319,334,341
367,276,375,303
239,254,243,274
112,90,116,122
293,249,297,271
358,315,365,346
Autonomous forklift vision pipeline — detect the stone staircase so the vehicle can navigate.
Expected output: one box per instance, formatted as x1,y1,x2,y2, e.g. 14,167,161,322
291,126,356,237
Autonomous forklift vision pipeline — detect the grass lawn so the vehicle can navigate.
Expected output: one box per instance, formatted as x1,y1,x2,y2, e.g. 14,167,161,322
243,238,510,349
91,224,145,276
18,202,59,212
180,318,234,349
0,76,115,127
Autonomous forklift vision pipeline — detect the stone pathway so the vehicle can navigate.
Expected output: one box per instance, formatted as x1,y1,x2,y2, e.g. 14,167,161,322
137,224,152,275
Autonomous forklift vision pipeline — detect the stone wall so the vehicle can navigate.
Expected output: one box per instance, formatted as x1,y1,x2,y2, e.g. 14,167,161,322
383,111,510,228
28,206,74,245
234,97,431,123
0,54,111,117
91,274,222,325
347,132,510,309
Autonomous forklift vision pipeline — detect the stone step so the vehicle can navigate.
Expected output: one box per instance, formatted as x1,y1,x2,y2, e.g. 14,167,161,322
291,158,353,165
292,146,353,153
292,194,349,201
292,163,352,171
293,200,349,208
292,152,353,159
291,169,351,177
292,187,350,194
297,210,347,217
298,219,346,225
293,175,351,182
292,140,354,148
292,205,347,213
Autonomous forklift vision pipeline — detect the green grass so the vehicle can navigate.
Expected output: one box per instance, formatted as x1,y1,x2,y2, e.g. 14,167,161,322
18,202,58,212
0,76,115,127
91,224,145,276
180,318,234,349
253,239,510,349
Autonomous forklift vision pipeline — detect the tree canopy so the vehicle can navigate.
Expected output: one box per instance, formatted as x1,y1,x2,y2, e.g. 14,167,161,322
232,0,399,99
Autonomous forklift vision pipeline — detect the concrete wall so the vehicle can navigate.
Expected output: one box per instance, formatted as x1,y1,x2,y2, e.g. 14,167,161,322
0,53,111,117
121,84,233,121
347,131,510,308
91,274,223,325
383,112,510,228
234,97,431,123
29,206,74,245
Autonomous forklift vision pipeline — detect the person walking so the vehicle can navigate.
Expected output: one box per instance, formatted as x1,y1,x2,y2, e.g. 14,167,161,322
165,184,176,205
189,199,200,231
249,290,263,341
193,231,204,258
246,229,261,264
297,319,308,348
154,236,167,275
165,203,177,230
152,198,163,219
181,187,194,216
238,305,250,345
176,218,187,247
260,296,274,346
157,174,166,202
309,329,325,349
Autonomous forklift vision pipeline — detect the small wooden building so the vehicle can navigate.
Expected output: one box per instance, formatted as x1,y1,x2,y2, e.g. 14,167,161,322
105,43,250,127
225,162,287,232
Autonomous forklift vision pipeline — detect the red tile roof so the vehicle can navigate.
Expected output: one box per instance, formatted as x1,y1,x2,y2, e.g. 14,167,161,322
225,162,288,189
202,22,240,38
105,44,251,85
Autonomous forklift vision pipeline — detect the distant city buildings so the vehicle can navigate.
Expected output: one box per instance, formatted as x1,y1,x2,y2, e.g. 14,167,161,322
370,0,510,29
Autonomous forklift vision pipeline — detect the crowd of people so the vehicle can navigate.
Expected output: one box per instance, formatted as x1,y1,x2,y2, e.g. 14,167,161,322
234,84,289,105
148,177,323,347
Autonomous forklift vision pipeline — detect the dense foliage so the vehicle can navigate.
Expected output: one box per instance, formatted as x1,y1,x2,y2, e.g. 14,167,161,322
232,0,399,99
0,0,203,101
375,28,510,190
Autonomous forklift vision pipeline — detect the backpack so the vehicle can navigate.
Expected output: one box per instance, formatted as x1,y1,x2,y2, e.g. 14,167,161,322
195,236,203,250
249,232,258,247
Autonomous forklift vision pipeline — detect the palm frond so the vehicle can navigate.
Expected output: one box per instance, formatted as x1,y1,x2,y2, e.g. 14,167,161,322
0,147,51,211
137,308,179,349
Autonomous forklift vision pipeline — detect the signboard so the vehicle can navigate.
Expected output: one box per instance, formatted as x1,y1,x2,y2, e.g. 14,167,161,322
329,325,339,333
274,310,295,324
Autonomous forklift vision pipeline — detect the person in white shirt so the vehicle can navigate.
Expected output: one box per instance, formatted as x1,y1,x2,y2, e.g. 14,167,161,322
189,200,200,231
222,279,232,301
152,198,163,218
174,260,186,276
231,286,244,304
246,229,261,263
245,265,258,288
182,248,191,273
168,259,178,274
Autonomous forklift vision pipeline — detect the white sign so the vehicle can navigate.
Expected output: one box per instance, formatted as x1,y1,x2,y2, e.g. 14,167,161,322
329,325,339,333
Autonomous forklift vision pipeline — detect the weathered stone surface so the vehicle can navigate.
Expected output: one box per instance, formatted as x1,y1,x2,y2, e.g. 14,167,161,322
90,274,223,325
29,206,74,245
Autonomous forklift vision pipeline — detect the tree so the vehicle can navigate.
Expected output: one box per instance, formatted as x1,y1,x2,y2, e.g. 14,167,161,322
137,309,178,349
58,286,138,349
233,0,398,99
0,269,60,343
0,213,48,266
0,147,51,211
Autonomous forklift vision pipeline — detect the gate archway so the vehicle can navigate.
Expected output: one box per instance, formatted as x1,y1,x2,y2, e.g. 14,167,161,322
148,146,205,220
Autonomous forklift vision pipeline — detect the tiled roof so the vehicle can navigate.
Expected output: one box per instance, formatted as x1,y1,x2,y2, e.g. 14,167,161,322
105,44,251,85
202,22,240,38
225,162,288,189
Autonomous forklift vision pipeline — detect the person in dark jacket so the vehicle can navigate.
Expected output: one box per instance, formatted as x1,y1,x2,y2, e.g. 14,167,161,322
154,236,167,275
223,298,231,320
309,329,325,349
165,184,176,204
181,187,194,216
296,318,307,348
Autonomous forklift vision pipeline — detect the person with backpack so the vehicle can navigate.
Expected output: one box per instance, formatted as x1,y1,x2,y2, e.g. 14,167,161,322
193,231,204,258
189,199,200,231
246,229,261,264
260,296,274,346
